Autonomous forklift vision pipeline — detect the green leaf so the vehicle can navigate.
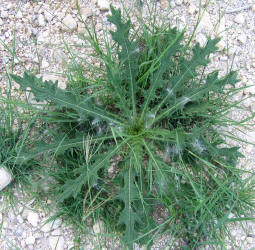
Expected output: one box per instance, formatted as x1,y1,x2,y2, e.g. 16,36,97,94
107,5,139,118
117,166,141,249
11,72,123,126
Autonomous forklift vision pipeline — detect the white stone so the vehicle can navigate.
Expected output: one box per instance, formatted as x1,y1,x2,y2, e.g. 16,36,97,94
17,215,24,224
44,11,53,22
38,14,46,26
217,40,225,51
1,11,8,18
247,131,255,144
80,8,93,18
49,236,64,250
41,218,62,232
98,0,110,11
77,22,86,34
62,14,77,31
43,74,66,89
25,236,35,245
237,33,247,44
196,33,207,47
217,16,225,35
0,167,12,191
93,220,105,234
198,11,213,34
247,237,254,244
16,10,23,18
175,0,182,5
51,228,61,236
188,4,197,15
27,212,39,227
0,18,3,26
234,13,245,24
248,85,255,94
41,58,49,68
108,165,114,174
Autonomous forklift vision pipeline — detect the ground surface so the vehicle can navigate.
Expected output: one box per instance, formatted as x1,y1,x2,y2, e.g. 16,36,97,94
0,0,255,249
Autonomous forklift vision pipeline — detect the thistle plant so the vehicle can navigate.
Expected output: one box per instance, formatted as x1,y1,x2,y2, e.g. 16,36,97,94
11,5,255,249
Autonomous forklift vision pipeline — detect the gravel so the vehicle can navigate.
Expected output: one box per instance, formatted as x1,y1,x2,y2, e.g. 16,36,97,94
0,0,255,249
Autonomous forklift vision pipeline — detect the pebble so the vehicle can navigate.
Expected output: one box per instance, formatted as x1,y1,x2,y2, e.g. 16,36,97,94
0,18,3,25
217,16,225,34
160,0,169,9
198,11,213,34
175,0,183,6
234,13,245,24
93,220,105,234
25,236,36,245
77,22,86,34
17,215,24,224
247,132,255,144
238,33,247,44
44,11,53,22
1,10,8,18
38,14,46,26
80,8,93,18
41,58,50,68
41,218,62,233
62,14,77,31
217,40,225,51
188,4,197,15
97,0,110,11
27,212,39,227
16,10,23,18
0,167,12,191
196,33,207,47
48,236,64,250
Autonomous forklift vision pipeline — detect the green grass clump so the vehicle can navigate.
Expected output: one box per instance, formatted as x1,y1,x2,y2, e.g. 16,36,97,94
10,5,255,249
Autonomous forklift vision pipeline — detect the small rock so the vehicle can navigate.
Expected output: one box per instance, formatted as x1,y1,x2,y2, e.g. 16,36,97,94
188,4,197,15
80,8,93,18
234,13,245,24
16,10,23,18
198,11,213,34
196,33,207,47
247,237,254,244
41,58,49,68
0,18,3,25
160,0,169,9
217,16,225,35
25,236,35,245
237,33,247,44
51,228,61,236
108,165,114,174
217,40,225,51
248,85,255,95
1,11,8,18
98,0,110,11
17,215,24,224
48,236,64,250
0,167,12,191
27,212,39,227
38,14,46,26
41,218,62,232
247,131,255,144
175,0,182,6
77,22,86,34
44,11,53,22
93,220,105,234
62,14,77,31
